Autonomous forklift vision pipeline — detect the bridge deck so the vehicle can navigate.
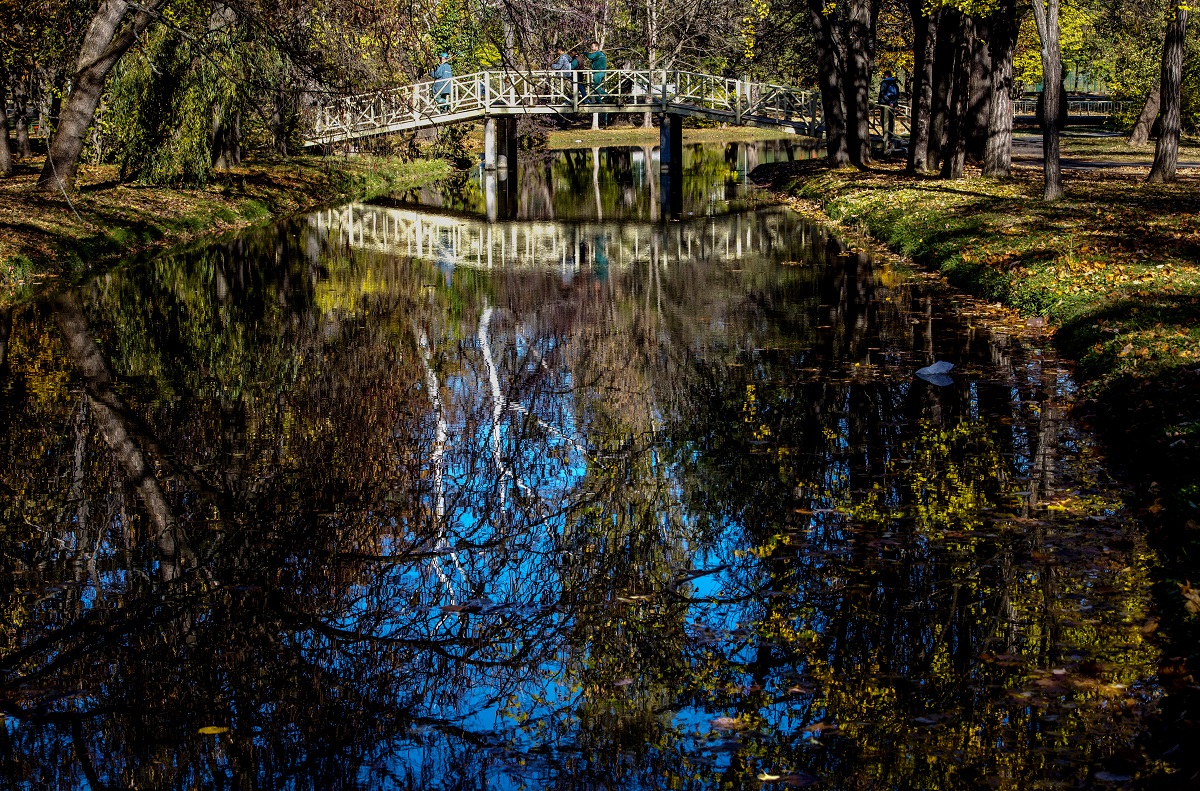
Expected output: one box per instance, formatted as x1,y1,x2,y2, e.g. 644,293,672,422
305,70,827,146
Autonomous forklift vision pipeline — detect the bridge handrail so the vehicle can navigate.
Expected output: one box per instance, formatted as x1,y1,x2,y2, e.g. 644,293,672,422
304,69,823,145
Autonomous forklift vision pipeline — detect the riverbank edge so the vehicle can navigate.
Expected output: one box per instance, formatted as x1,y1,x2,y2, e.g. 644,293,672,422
1,155,452,306
754,161,1200,770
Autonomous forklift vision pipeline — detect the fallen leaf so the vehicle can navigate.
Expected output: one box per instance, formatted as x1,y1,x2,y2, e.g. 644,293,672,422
710,716,748,731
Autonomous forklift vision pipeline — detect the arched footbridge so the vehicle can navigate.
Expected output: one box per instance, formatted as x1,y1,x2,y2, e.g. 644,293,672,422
304,70,829,147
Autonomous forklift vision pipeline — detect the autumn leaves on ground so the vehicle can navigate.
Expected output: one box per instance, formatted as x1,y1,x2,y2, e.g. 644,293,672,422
0,155,449,302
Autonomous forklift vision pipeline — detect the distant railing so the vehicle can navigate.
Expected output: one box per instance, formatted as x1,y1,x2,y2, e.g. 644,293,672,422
304,69,823,146
1012,98,1132,117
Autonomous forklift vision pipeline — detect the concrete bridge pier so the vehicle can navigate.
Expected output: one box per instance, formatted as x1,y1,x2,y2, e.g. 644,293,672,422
484,117,520,171
659,113,684,217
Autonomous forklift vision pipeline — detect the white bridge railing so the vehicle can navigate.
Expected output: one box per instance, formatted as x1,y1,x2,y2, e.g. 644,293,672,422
304,69,823,146
1012,98,1132,117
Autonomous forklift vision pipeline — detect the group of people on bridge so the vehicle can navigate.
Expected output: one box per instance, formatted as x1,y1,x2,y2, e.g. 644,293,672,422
427,41,611,108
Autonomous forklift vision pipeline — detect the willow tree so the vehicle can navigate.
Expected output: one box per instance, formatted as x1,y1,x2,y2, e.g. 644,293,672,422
36,0,171,192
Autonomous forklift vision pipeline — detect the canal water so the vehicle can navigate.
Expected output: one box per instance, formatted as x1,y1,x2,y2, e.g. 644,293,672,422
0,141,1162,789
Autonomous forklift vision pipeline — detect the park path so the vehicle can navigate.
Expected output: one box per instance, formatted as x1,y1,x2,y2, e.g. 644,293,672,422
1009,130,1200,171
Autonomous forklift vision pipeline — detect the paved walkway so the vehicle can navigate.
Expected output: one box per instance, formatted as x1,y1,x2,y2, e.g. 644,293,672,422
1010,131,1200,171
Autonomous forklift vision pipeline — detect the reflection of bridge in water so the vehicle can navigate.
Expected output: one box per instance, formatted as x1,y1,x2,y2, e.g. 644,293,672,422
310,202,808,276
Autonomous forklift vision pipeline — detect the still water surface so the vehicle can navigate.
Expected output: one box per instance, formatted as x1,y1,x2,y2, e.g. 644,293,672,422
0,141,1161,789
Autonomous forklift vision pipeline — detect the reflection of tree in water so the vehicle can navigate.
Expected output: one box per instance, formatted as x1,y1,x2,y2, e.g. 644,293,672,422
0,209,1159,788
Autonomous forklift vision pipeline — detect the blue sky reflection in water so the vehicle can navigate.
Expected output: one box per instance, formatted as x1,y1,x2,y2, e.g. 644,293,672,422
0,142,1161,789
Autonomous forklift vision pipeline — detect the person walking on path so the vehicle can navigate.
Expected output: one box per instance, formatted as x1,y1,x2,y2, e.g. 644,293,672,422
431,53,453,111
878,71,899,143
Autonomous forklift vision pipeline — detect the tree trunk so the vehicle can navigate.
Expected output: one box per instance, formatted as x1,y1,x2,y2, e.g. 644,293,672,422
907,3,938,172
810,0,851,166
845,0,878,166
965,17,993,162
928,19,957,170
983,0,1019,177
1129,82,1161,146
52,291,194,577
36,0,165,192
0,79,12,177
13,83,31,158
1032,0,1063,200
1149,2,1189,183
942,12,974,179
212,106,242,170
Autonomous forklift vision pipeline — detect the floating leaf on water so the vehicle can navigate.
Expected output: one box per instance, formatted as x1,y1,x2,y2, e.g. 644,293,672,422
198,726,229,735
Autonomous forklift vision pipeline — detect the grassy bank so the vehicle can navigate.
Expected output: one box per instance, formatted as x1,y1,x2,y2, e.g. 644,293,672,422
1,155,450,303
759,161,1200,677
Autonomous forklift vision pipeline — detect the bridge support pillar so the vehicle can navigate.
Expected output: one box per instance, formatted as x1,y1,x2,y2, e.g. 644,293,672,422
659,113,684,218
484,117,498,170
503,117,518,173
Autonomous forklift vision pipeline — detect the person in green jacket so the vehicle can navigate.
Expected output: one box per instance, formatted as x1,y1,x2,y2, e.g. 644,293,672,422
583,41,606,102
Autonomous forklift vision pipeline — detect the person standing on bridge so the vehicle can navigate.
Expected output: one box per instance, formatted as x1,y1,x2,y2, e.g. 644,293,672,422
583,41,607,103
877,70,899,143
552,47,574,104
552,47,573,74
431,53,453,111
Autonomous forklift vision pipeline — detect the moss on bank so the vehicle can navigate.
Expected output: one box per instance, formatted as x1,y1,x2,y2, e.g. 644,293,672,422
1,155,450,303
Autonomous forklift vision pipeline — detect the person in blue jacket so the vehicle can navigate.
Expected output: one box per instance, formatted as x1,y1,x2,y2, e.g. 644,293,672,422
431,53,452,111
878,71,899,140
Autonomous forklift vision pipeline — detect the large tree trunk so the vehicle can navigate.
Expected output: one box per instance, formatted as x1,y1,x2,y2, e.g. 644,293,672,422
983,0,1019,177
1032,0,1063,200
0,79,12,177
810,0,851,166
212,106,242,171
36,0,165,192
942,12,974,179
1129,83,1161,146
845,0,878,166
1149,2,1189,183
927,20,957,171
907,3,938,172
965,18,993,162
52,290,194,578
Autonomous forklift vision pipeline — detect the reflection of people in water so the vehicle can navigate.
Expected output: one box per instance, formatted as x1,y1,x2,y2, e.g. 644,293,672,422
592,234,609,281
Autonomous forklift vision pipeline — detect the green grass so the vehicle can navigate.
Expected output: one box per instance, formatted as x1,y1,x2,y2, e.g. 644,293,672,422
0,155,451,303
